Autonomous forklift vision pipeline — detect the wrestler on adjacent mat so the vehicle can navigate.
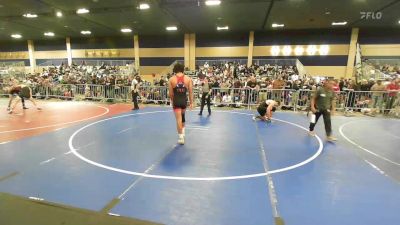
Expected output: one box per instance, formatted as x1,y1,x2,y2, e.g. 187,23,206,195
6,85,27,111
7,85,42,114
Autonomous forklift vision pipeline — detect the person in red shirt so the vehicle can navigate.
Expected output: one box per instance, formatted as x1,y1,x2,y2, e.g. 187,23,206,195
385,79,399,114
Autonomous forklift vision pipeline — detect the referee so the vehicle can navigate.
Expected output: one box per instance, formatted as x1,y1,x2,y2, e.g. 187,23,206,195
131,75,141,110
309,80,337,142
198,76,212,116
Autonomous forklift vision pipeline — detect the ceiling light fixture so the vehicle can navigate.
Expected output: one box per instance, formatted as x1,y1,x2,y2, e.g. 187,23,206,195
282,46,292,56
332,21,347,26
319,45,330,55
217,26,229,31
23,13,38,18
11,34,22,39
56,11,63,17
166,26,178,31
205,0,221,6
121,28,132,33
81,30,91,35
139,3,150,10
272,23,284,28
76,8,90,14
307,45,317,55
271,46,280,56
44,32,55,37
294,46,304,56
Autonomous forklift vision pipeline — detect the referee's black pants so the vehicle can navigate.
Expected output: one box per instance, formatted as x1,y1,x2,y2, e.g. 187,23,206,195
309,109,332,136
132,91,139,110
199,93,211,115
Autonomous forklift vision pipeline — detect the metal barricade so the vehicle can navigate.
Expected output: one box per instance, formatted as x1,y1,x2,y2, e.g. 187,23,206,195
343,90,398,113
247,89,294,109
31,85,49,99
46,84,74,100
383,91,399,115
139,86,168,104
342,91,371,111
205,88,244,108
117,86,131,102
295,89,312,110
82,84,106,100
2,81,398,117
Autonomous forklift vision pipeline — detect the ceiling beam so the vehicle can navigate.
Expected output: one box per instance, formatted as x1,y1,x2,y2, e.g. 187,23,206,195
34,0,120,33
261,0,274,29
2,19,72,38
152,0,192,33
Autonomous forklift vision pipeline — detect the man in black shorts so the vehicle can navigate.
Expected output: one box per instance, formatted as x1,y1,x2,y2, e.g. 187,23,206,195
253,99,280,122
168,63,193,145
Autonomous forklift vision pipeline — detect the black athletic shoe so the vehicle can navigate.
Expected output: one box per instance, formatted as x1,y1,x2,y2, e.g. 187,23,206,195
23,107,28,109
198,113,202,116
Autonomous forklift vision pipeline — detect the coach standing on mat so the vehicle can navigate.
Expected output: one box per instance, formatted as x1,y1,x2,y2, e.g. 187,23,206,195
198,76,212,116
309,80,337,142
169,63,193,145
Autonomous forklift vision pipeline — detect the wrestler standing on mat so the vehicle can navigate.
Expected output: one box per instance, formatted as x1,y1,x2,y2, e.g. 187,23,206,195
168,63,193,145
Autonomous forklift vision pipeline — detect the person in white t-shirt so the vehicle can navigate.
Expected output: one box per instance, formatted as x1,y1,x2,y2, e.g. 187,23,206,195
222,94,232,106
131,76,141,110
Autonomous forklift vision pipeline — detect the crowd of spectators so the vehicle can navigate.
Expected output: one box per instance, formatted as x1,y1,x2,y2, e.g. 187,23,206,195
1,60,399,114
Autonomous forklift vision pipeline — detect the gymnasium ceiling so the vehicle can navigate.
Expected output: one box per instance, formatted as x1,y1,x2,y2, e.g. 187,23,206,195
0,0,399,40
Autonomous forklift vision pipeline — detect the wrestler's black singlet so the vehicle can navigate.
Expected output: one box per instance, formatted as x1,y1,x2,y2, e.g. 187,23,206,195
173,75,187,109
